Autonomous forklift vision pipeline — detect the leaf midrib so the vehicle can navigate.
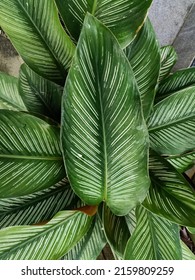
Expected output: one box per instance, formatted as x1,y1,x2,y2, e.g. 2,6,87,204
0,95,25,111
17,0,66,77
148,113,195,132
0,154,62,161
0,211,79,259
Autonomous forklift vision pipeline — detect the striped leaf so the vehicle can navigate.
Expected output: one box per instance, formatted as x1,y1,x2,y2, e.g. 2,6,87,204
148,86,195,155
143,152,195,226
0,0,75,85
188,227,195,234
19,64,63,121
55,0,153,48
167,150,195,173
125,209,137,234
102,204,130,258
159,46,177,81
0,179,79,229
62,215,106,260
157,68,195,102
0,110,65,198
61,14,150,216
124,205,182,260
0,209,93,260
125,18,160,119
181,241,195,260
0,72,26,111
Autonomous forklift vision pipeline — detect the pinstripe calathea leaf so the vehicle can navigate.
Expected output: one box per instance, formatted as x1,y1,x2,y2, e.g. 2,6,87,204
55,0,153,48
0,110,65,198
0,207,95,260
124,205,182,260
61,14,150,216
159,46,177,82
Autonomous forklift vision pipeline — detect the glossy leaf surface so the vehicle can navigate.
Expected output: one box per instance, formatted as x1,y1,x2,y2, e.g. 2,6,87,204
148,86,195,155
159,46,177,81
167,150,195,173
124,206,182,260
55,0,153,48
0,110,65,198
0,210,93,260
61,14,150,215
0,0,75,84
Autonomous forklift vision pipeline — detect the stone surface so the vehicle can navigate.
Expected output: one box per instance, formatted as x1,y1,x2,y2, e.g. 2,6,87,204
149,0,194,46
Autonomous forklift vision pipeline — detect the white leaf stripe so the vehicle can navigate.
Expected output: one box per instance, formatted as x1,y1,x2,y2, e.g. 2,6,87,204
0,211,93,260
0,111,65,198
61,14,150,215
0,0,75,84
159,46,177,81
148,86,195,155
125,18,160,118
124,206,182,260
62,215,106,260
158,68,195,96
167,150,195,172
143,153,195,226
0,180,77,229
55,0,153,47
0,73,26,111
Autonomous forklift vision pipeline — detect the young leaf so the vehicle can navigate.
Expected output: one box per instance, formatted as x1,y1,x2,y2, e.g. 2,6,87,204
148,86,195,155
62,215,106,260
143,152,195,227
0,210,93,260
0,0,75,85
0,179,78,229
61,14,150,216
102,204,130,258
157,68,195,101
55,0,153,48
0,110,65,198
125,18,160,119
159,46,177,81
0,72,26,111
19,64,63,121
124,205,182,260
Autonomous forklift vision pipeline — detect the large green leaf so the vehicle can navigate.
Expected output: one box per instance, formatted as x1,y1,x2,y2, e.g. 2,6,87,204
124,205,182,260
0,110,65,198
62,215,106,260
125,18,160,118
157,68,195,101
55,0,153,48
181,241,195,260
159,46,177,82
0,209,93,260
148,86,195,155
102,204,130,258
0,72,26,111
61,14,150,216
19,64,63,121
166,150,195,173
143,152,195,226
0,0,75,85
0,179,78,229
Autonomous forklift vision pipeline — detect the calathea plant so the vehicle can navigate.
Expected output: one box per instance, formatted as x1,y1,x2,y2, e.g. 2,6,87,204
0,0,194,260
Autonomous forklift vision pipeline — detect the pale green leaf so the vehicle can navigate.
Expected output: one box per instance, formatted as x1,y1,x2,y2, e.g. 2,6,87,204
166,150,195,173
0,72,26,111
125,209,137,234
148,86,195,155
61,14,150,216
55,0,153,48
102,204,130,258
0,110,65,198
62,215,106,260
124,205,182,260
0,210,93,260
159,46,177,81
19,64,63,121
143,152,195,226
0,0,75,85
0,179,78,229
181,241,195,260
125,18,160,118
